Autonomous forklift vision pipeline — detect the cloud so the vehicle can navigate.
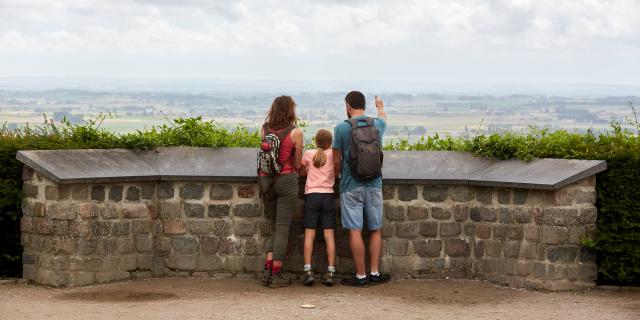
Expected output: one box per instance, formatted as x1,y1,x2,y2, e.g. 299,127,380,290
0,0,638,83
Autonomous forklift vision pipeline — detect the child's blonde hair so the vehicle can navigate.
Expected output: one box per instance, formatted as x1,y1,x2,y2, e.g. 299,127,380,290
313,129,333,168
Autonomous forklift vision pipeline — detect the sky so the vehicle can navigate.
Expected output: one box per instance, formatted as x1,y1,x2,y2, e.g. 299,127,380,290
0,0,639,89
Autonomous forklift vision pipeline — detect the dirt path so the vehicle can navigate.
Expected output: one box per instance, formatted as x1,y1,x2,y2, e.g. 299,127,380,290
1,278,638,320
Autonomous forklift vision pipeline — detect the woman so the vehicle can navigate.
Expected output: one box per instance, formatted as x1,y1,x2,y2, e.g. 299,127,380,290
259,95,304,288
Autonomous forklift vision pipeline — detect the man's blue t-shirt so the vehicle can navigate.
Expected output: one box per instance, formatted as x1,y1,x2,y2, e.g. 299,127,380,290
332,115,386,193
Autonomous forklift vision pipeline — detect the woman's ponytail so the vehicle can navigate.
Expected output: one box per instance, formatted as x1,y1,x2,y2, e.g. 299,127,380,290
313,148,327,168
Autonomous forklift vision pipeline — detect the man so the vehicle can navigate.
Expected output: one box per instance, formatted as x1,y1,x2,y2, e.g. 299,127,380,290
332,91,390,286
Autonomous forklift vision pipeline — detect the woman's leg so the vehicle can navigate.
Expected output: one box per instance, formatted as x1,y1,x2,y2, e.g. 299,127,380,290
271,174,299,268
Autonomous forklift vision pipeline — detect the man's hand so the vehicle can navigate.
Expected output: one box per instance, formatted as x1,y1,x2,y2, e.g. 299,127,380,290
375,95,387,120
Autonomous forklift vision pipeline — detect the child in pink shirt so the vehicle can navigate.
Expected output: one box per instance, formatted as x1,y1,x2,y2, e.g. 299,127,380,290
299,129,336,286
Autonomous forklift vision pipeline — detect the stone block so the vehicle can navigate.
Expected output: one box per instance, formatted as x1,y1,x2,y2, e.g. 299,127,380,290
243,238,262,255
60,271,93,286
382,221,394,238
159,202,181,219
514,208,532,223
91,186,105,202
541,226,568,245
516,261,533,276
547,264,566,280
498,208,513,223
154,237,171,256
23,183,39,199
578,264,597,281
187,220,212,234
126,186,141,201
413,240,442,257
537,208,580,226
398,185,418,201
157,182,174,199
46,203,78,220
258,221,273,237
140,183,155,200
36,269,70,287
440,223,462,237
475,188,493,204
497,189,511,204
520,243,537,259
568,227,586,244
407,206,429,220
396,222,419,238
547,245,578,263
237,184,256,198
172,236,199,254
222,256,245,272
20,217,33,233
97,238,118,256
513,189,528,204
232,204,260,217
213,220,232,237
123,204,149,219
132,220,151,235
474,240,485,257
575,190,596,204
385,205,405,221
422,186,448,202
431,207,451,220
450,186,474,202
45,238,76,255
532,262,546,279
233,221,256,237
136,235,153,253
463,224,475,237
78,203,100,220
453,205,469,222
164,220,186,235
110,221,131,236
119,255,138,271
388,239,410,256
502,241,520,258
492,225,507,240
579,208,597,224
117,237,135,254
445,238,469,257
180,183,204,200
476,224,492,239
22,166,35,181
90,221,110,236
168,254,197,271
419,221,438,237
579,247,597,263
137,255,154,270
506,226,524,241
197,255,223,271
480,208,498,222
485,240,502,257
503,258,517,275
524,226,539,242
210,184,234,200
109,185,123,202
470,207,482,222
382,185,396,200
183,203,205,218
100,203,119,219
208,204,231,218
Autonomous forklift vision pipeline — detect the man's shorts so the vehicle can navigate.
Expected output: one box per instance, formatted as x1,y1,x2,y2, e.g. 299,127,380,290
303,193,336,229
340,186,383,230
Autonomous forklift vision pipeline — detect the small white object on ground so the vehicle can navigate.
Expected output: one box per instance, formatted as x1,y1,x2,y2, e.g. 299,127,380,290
301,304,316,309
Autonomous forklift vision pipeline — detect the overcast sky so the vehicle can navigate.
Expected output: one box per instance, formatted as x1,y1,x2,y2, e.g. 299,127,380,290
1,0,639,87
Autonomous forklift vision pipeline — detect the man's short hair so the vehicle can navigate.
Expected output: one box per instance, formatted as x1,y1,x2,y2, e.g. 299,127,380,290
345,91,366,110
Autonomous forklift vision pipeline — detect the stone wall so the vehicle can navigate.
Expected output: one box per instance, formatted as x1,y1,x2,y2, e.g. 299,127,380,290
20,166,598,290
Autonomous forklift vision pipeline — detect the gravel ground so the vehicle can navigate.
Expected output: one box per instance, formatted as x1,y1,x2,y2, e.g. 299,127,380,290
1,277,638,320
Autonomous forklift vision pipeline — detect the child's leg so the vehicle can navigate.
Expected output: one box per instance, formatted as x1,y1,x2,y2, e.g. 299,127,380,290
303,229,316,266
323,229,336,268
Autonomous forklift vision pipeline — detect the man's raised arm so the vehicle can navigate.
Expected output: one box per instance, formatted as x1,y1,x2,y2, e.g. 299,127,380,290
375,95,387,120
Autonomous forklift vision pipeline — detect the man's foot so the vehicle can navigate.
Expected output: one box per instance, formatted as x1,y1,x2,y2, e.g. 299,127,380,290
303,270,315,286
261,268,272,286
269,272,292,288
340,275,369,287
369,273,391,285
321,271,335,286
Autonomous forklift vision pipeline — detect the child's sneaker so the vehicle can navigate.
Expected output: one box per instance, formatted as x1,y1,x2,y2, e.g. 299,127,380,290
303,270,315,286
369,273,391,285
321,271,335,286
269,272,292,288
261,268,272,287
341,274,369,287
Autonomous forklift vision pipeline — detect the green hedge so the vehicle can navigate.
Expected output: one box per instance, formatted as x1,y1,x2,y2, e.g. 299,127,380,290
1,116,638,284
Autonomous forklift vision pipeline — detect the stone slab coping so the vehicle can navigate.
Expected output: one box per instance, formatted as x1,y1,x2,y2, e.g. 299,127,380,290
16,147,607,190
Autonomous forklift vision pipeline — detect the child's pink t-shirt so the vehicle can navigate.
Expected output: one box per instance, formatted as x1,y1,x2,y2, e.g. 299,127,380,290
302,149,335,194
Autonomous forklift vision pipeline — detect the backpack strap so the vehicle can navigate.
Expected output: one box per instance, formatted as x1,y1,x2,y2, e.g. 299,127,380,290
346,117,374,127
264,125,295,141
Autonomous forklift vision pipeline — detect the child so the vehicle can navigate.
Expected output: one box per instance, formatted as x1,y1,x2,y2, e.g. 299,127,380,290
299,129,336,286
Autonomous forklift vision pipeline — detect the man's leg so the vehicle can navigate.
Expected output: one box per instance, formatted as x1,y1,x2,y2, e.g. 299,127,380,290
349,229,366,276
368,229,382,273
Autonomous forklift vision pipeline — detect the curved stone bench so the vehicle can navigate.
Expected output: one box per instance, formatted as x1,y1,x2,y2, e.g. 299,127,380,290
17,147,606,290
